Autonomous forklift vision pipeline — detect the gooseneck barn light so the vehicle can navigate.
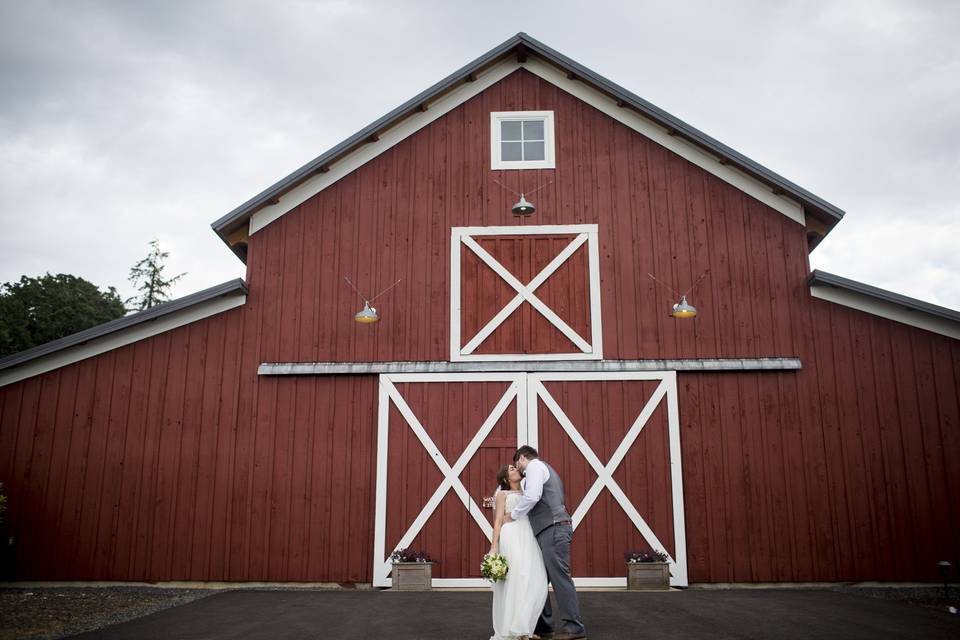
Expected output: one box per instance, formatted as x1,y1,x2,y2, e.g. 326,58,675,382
648,270,710,319
344,276,402,324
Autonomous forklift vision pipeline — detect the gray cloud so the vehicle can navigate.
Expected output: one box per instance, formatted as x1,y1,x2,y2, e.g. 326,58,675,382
1,0,958,310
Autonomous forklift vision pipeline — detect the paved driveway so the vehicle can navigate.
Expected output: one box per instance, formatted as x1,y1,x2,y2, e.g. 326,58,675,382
69,589,959,639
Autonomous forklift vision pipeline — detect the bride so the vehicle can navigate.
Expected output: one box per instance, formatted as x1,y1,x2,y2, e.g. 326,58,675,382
489,464,548,640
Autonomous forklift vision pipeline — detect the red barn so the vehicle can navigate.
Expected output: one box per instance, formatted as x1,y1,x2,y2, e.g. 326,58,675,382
1,33,958,588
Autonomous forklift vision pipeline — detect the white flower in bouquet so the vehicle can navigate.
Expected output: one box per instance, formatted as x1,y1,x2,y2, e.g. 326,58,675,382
481,553,509,583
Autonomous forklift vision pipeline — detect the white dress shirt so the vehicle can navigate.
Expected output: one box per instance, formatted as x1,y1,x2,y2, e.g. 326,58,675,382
511,459,550,520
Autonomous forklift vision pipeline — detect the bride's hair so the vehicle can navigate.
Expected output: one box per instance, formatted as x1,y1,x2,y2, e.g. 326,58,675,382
496,464,512,490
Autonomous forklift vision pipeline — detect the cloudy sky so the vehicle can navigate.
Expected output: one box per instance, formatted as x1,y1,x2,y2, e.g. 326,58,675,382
1,0,958,311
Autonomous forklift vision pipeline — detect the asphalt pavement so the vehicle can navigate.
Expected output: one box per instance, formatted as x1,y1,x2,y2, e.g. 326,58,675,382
68,588,960,639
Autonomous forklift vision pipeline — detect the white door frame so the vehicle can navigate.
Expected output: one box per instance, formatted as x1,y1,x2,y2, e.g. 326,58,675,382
450,224,603,361
528,371,688,587
373,373,528,588
372,371,687,588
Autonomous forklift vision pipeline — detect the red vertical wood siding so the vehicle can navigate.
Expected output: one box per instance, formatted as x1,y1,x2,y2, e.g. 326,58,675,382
0,68,958,583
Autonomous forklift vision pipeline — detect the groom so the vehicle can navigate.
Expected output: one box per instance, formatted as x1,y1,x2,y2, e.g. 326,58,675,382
503,445,586,640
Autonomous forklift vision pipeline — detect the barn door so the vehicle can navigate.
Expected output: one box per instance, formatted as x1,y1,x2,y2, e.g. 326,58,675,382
373,373,527,587
528,372,688,587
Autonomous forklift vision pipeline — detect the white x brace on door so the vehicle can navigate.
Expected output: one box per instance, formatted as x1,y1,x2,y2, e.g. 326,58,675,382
450,224,603,361
373,371,687,587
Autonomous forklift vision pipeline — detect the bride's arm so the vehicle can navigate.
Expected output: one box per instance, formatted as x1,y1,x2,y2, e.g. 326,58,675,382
489,491,506,555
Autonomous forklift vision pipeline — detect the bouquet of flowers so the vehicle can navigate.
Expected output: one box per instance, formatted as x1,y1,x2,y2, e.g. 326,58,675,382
481,553,509,582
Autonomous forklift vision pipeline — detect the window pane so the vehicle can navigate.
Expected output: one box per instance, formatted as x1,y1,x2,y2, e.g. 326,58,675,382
501,141,523,161
523,141,545,161
523,120,544,141
501,121,522,141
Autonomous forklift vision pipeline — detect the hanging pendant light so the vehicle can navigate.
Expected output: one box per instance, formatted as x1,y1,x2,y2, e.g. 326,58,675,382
671,295,697,319
344,276,401,324
511,193,535,216
354,301,379,323
648,271,708,320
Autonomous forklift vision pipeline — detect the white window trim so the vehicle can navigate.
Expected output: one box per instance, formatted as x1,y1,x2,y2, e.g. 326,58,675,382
490,110,556,170
450,224,603,362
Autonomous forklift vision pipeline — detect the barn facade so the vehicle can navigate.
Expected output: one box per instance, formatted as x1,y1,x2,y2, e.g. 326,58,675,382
1,34,958,587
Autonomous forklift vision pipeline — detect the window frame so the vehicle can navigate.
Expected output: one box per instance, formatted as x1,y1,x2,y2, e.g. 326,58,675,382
490,111,556,170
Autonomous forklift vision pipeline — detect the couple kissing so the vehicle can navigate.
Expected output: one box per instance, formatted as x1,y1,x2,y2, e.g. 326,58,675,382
488,446,587,640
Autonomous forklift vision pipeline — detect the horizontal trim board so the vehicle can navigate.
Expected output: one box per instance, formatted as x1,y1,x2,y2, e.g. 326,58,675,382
258,358,802,376
454,224,598,236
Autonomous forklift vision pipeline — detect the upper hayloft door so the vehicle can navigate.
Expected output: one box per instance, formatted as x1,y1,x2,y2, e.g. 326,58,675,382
450,224,602,361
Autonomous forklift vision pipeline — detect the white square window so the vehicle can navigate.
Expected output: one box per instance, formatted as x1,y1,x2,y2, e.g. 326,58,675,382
490,111,555,170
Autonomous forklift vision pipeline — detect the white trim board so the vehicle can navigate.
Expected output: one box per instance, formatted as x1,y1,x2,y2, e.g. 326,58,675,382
249,58,519,235
372,373,528,588
0,294,247,388
528,371,688,587
810,285,960,340
521,57,805,225
450,224,603,361
246,61,805,237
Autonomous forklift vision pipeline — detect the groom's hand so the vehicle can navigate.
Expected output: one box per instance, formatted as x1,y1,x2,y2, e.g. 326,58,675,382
503,512,513,524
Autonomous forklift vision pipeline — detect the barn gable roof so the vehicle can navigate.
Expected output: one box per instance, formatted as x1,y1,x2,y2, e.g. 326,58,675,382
211,33,845,261
0,278,248,388
809,270,960,340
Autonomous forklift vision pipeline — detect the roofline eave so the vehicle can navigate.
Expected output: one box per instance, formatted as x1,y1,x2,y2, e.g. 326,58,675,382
210,32,845,256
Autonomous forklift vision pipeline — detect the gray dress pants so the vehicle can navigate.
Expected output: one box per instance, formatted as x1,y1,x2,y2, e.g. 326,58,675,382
534,523,586,635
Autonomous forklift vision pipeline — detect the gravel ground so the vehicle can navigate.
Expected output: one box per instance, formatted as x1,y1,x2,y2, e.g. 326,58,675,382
0,587,218,640
0,584,955,639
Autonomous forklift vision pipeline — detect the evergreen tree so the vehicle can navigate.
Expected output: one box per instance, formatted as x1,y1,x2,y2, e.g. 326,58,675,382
0,273,126,358
126,239,187,311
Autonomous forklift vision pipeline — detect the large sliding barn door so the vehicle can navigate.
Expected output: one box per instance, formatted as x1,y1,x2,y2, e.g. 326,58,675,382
373,372,687,587
528,372,687,587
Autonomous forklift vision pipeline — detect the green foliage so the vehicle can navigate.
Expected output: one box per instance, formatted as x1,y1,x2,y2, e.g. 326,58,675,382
126,239,187,312
0,274,126,358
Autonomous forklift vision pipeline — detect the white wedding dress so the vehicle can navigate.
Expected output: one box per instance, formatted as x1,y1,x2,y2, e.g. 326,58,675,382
491,491,549,640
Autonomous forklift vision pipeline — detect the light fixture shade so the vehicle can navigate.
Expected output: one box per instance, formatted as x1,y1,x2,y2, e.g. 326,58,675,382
511,194,535,216
354,301,379,323
671,295,697,318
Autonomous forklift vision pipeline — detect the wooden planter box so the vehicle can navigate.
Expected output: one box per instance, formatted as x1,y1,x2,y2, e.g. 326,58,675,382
392,561,434,591
627,561,670,590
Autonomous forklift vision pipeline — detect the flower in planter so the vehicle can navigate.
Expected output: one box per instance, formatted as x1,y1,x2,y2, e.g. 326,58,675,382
390,548,432,563
624,549,668,563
